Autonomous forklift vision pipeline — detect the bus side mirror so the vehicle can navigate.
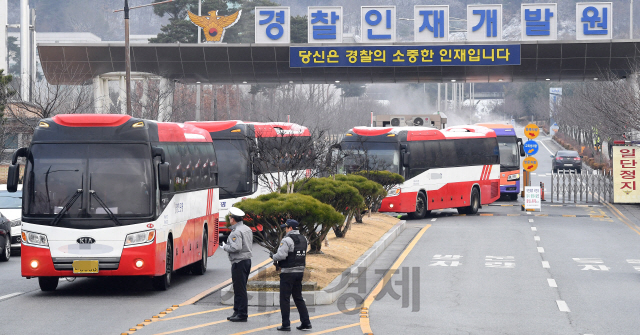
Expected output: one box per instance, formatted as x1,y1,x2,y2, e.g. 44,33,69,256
158,162,171,191
152,147,166,163
402,152,411,167
8,147,28,193
7,165,20,193
517,138,525,157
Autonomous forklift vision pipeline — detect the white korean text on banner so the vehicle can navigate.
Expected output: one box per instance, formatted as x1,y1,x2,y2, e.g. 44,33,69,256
576,2,612,40
521,3,557,41
255,6,290,44
361,6,396,43
308,6,343,43
467,4,502,41
414,5,449,42
613,146,640,203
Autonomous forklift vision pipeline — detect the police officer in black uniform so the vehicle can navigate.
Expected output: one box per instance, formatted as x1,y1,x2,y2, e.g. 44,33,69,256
272,219,312,331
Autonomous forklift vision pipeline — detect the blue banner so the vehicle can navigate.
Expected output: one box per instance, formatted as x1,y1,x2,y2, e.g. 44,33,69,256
290,44,521,67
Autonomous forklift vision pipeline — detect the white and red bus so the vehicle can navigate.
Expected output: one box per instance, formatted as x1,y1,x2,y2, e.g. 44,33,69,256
186,121,313,238
7,114,219,291
340,125,500,218
476,123,525,200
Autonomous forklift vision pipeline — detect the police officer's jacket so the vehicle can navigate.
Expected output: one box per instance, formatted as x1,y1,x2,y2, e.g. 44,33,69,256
272,230,307,273
223,221,253,263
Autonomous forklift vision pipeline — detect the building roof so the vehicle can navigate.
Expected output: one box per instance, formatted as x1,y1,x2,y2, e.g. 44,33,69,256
38,40,640,85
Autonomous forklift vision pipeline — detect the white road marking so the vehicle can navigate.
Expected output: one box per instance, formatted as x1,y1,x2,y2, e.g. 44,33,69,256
531,227,537,231
556,300,571,312
527,212,532,215
531,173,537,175
0,292,23,301
539,140,555,155
542,261,550,268
538,247,545,253
547,279,557,287
431,218,437,222
529,219,534,223
534,236,540,241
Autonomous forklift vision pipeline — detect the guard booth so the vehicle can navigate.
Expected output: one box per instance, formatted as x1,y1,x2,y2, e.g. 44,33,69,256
372,114,447,129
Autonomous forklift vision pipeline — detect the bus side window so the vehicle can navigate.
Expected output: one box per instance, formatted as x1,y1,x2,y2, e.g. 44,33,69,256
438,141,457,167
408,142,426,179
204,143,217,187
188,144,202,189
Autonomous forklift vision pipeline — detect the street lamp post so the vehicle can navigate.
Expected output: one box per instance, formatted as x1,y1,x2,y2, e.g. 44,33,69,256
115,0,174,115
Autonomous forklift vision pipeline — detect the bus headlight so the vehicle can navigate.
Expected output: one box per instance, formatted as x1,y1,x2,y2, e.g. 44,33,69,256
388,187,401,197
125,230,156,246
507,174,520,181
22,231,48,246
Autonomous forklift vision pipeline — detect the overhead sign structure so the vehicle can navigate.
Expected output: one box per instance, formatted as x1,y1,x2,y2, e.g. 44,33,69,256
576,2,612,40
361,6,396,43
467,4,502,41
521,3,557,41
290,45,520,68
308,6,343,43
255,6,290,44
524,124,540,140
524,140,539,155
613,147,640,203
523,157,539,172
414,5,449,42
524,186,542,211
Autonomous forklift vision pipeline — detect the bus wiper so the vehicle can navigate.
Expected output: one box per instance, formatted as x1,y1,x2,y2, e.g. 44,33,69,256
51,189,83,226
90,190,123,226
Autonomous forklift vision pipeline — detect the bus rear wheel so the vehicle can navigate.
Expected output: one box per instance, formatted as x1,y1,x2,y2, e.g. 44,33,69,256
408,193,429,220
153,241,173,291
191,230,208,275
38,277,59,291
458,188,480,215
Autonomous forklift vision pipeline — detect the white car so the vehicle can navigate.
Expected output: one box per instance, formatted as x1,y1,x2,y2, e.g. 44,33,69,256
0,185,22,253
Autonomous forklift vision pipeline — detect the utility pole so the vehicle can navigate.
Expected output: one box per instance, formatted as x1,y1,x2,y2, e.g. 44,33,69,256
115,0,174,115
20,0,29,101
0,0,7,73
196,0,201,120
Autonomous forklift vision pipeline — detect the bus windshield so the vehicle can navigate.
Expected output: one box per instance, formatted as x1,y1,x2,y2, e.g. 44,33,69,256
497,136,520,171
213,139,252,199
24,144,153,222
341,141,400,174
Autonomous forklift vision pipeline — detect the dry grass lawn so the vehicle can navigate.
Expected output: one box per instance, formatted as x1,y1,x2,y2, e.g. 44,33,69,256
250,213,401,290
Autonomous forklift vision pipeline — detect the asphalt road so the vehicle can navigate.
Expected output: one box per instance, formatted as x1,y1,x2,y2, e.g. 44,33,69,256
2,130,639,335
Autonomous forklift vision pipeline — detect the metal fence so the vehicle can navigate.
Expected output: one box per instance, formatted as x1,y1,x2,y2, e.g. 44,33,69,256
550,170,613,203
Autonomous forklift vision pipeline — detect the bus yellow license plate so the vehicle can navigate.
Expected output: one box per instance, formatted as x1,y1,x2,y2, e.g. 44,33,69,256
72,260,99,274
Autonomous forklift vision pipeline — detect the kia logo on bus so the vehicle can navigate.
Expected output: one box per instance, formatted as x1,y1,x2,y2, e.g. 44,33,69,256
77,237,96,244
147,223,154,229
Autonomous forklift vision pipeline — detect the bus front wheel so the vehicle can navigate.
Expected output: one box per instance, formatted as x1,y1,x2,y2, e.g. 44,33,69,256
153,241,173,291
408,193,429,220
38,277,59,291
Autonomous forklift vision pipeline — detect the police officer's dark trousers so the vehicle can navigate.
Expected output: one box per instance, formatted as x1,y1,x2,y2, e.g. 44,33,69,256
232,259,251,317
279,272,310,327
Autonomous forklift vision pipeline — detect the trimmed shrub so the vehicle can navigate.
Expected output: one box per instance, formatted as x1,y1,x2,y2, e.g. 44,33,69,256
282,177,364,241
234,193,344,254
335,174,386,223
353,170,404,211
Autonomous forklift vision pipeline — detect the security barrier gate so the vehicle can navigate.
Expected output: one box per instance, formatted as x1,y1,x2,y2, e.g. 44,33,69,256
550,170,613,203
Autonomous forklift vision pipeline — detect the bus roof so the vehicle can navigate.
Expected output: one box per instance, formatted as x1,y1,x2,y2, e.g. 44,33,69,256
349,125,496,141
187,121,311,138
475,123,516,137
39,114,212,143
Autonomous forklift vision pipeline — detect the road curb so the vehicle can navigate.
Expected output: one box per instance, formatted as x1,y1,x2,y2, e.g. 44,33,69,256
221,219,407,306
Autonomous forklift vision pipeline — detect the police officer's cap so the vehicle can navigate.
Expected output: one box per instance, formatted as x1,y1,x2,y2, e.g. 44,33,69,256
280,219,299,229
229,207,245,217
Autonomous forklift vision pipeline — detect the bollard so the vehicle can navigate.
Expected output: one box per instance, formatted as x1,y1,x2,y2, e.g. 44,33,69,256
540,182,545,201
